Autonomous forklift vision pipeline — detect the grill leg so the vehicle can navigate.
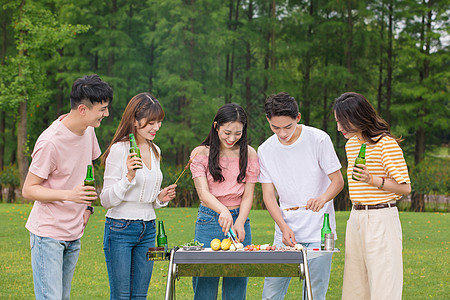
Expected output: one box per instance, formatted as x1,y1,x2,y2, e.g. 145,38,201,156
165,249,177,300
302,248,313,300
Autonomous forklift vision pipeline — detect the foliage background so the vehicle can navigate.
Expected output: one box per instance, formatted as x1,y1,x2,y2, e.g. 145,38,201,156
0,0,449,210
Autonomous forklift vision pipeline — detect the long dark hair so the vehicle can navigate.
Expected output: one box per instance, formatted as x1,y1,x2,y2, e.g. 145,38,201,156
201,103,248,183
333,92,401,144
101,93,165,164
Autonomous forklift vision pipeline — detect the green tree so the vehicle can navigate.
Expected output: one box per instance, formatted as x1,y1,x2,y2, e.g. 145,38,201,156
0,0,88,187
394,0,449,211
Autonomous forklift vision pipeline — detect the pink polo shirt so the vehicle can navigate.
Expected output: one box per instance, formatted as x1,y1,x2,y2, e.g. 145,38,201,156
190,155,259,207
25,115,101,241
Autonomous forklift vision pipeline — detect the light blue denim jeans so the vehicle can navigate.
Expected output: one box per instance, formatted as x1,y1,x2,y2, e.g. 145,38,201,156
103,218,156,300
193,205,252,300
262,239,332,300
30,232,81,300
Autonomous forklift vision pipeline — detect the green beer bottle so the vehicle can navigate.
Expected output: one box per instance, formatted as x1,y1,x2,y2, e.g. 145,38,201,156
321,213,332,250
157,221,168,247
129,133,142,170
84,164,96,200
352,144,366,181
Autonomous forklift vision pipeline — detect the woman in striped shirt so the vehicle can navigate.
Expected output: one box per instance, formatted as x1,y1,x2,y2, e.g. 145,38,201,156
334,92,411,300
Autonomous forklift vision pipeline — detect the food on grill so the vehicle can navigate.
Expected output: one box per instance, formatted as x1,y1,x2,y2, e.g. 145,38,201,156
211,238,221,251
294,243,303,251
183,239,203,247
208,240,303,252
221,238,232,250
181,239,204,250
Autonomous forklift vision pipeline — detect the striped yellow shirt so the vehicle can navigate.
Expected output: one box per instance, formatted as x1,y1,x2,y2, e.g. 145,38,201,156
346,135,410,205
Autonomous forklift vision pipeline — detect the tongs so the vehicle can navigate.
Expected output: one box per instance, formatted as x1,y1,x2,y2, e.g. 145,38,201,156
226,228,240,248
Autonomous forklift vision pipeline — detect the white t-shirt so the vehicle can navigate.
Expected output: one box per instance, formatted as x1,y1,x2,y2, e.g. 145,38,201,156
258,125,342,243
100,141,167,221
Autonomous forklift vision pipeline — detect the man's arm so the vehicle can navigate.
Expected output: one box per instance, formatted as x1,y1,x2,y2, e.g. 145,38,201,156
262,183,297,247
305,169,344,212
22,171,94,204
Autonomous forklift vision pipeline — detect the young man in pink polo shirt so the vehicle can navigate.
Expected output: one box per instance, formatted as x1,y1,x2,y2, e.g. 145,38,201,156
22,74,113,300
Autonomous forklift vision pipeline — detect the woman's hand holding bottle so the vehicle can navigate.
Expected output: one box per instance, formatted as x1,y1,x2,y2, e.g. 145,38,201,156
353,164,372,184
126,153,143,182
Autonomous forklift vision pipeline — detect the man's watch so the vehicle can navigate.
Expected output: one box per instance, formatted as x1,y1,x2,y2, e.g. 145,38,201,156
86,205,94,214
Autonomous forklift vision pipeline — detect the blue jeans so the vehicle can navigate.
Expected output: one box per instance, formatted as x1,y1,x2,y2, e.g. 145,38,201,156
103,218,156,300
30,232,81,300
193,205,251,300
262,240,332,300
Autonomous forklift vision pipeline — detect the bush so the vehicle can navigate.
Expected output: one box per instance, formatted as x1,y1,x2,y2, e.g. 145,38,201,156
408,156,450,212
409,156,450,195
0,164,20,202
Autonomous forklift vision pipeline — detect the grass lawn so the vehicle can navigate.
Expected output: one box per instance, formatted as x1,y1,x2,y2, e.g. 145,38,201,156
0,203,448,299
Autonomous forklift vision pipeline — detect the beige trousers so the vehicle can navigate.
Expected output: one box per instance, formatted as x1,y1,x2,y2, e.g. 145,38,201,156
342,206,403,300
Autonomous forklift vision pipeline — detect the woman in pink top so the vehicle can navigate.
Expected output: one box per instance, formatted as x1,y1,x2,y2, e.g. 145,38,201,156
190,103,259,300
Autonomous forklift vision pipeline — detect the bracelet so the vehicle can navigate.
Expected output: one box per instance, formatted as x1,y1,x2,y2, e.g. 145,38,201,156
86,205,94,214
378,177,385,190
370,174,374,186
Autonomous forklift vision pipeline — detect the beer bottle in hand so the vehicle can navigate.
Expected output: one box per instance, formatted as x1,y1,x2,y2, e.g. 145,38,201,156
157,221,168,247
84,164,96,200
352,144,366,181
129,133,142,170
321,213,332,250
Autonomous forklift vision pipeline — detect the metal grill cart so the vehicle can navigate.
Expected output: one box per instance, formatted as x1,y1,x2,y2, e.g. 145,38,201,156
161,247,338,300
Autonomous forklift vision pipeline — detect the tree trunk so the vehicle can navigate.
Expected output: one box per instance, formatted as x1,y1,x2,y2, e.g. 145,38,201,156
147,7,156,90
0,112,4,169
228,0,240,103
0,8,7,201
386,0,393,123
411,192,425,212
225,0,232,103
411,0,432,212
245,0,253,143
17,0,29,189
377,1,385,114
345,0,353,90
302,0,314,126
0,112,4,202
322,55,328,132
149,42,155,90
269,0,276,88
1,9,6,66
108,0,117,77
56,49,64,117
176,0,196,166
18,100,28,189
107,0,117,124
8,186,16,203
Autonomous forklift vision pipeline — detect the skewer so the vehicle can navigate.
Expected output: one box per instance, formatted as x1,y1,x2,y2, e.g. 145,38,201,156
173,153,197,185
283,205,306,211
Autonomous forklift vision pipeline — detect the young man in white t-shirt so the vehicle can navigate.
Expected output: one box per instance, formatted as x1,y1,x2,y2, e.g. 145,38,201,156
258,92,344,300
22,74,113,300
